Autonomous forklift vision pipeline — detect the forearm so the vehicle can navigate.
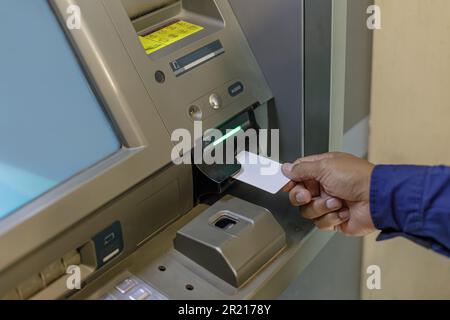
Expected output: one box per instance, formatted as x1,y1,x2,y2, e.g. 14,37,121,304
370,165,450,257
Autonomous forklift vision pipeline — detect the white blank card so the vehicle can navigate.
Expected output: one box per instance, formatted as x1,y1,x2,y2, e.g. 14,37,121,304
233,151,290,194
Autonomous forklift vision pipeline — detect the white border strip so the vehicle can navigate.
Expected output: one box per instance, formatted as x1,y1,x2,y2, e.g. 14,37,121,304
343,116,370,157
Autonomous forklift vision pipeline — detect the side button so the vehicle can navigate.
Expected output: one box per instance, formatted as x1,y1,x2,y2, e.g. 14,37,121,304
115,278,137,294
228,81,244,97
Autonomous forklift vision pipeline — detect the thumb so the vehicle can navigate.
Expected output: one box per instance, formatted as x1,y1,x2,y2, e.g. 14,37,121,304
282,161,324,182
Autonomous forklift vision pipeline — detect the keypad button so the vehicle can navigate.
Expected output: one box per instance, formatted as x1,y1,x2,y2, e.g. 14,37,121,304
129,287,151,301
115,278,137,294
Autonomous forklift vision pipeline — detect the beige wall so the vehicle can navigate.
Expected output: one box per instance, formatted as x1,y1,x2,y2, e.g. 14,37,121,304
363,0,450,299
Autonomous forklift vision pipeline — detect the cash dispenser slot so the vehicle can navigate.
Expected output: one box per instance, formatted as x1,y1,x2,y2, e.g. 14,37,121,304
174,196,286,288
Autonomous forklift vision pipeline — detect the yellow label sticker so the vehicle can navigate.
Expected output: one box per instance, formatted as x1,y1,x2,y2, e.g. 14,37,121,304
139,20,204,55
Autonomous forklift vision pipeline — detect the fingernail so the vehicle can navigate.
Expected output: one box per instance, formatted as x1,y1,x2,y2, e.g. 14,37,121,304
296,193,304,204
326,198,340,210
282,163,293,173
339,211,350,220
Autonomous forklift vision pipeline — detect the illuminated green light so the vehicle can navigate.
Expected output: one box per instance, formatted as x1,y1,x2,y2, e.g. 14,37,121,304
213,126,243,147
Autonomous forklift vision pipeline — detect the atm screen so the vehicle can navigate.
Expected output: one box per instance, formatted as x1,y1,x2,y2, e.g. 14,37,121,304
139,20,204,55
0,0,121,220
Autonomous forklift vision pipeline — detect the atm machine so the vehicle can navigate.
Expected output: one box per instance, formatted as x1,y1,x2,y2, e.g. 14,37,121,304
0,0,363,300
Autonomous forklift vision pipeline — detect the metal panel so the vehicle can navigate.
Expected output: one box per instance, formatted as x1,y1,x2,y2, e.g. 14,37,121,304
281,0,372,300
304,0,333,156
280,233,362,300
229,0,304,162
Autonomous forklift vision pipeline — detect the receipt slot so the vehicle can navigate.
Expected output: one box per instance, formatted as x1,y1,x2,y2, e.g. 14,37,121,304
174,196,286,288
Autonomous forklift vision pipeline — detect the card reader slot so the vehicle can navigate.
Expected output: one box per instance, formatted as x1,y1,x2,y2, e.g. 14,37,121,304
193,108,262,204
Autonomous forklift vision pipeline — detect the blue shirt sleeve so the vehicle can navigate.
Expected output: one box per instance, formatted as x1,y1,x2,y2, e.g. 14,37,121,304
370,165,450,257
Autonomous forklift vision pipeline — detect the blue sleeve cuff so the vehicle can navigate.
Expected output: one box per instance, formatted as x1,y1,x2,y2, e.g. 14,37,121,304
370,165,428,234
370,165,450,258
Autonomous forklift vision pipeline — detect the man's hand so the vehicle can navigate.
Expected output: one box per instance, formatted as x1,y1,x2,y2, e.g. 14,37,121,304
282,152,377,236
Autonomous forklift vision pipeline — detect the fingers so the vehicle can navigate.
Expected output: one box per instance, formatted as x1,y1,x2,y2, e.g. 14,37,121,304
282,181,296,193
286,184,350,232
283,179,320,198
282,160,324,182
301,197,343,219
313,209,350,231
288,184,312,206
304,180,320,198
282,153,340,192
282,152,354,234
283,152,345,182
